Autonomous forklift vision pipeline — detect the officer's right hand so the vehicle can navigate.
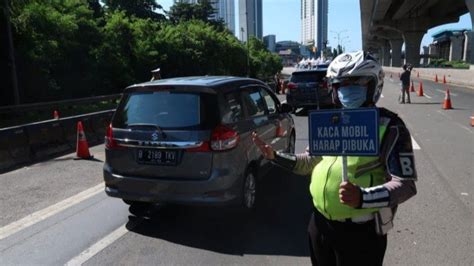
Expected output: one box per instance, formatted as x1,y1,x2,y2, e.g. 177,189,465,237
252,132,275,160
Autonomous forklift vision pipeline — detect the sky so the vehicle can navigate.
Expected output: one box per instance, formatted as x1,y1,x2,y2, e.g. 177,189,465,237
157,0,472,52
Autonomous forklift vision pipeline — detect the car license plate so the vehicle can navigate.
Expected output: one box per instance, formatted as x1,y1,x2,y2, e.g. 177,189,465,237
136,149,177,166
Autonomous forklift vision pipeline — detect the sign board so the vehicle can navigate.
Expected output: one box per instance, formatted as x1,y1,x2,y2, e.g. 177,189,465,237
308,108,379,156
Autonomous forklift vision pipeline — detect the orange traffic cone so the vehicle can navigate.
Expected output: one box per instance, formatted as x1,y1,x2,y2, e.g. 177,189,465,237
53,110,59,120
443,75,447,84
435,74,438,82
470,116,474,127
410,81,415,92
442,88,453,109
75,121,93,159
418,81,424,96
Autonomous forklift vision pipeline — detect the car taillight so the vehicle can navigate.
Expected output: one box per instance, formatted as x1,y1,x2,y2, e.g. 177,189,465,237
186,141,211,152
105,124,119,149
210,125,240,151
287,82,298,90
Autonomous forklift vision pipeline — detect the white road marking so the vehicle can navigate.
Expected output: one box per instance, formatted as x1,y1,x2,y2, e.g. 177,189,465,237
423,94,432,99
437,110,473,134
436,89,458,96
0,183,104,240
381,94,384,98
65,224,129,266
411,137,421,150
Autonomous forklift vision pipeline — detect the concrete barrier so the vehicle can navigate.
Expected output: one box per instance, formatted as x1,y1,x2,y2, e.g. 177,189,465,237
0,110,115,173
0,127,30,170
384,66,474,89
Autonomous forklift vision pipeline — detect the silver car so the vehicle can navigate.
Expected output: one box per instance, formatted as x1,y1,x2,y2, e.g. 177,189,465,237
103,76,295,214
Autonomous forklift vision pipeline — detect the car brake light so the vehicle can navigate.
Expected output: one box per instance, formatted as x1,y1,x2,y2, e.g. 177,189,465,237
287,82,298,90
210,125,240,151
105,124,120,149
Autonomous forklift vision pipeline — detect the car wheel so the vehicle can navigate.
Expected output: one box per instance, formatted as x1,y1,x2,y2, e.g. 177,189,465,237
286,132,296,154
243,171,257,210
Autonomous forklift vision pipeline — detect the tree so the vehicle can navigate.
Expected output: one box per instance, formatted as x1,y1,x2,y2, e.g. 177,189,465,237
167,0,225,30
103,0,165,21
10,0,102,101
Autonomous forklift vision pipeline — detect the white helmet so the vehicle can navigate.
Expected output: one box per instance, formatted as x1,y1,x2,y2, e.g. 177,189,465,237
327,51,384,107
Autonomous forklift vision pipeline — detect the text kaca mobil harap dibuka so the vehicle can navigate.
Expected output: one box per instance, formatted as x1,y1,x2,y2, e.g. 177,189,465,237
312,126,375,152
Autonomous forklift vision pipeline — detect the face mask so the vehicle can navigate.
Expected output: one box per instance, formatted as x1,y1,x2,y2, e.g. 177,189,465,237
337,86,367,109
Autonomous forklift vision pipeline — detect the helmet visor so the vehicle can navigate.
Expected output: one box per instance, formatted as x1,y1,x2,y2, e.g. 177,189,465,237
331,76,373,88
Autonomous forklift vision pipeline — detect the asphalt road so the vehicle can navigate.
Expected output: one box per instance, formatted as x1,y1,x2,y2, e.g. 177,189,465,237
0,77,472,265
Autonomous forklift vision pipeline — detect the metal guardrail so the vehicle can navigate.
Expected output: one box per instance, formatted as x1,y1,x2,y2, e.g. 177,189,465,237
0,110,115,173
0,94,122,114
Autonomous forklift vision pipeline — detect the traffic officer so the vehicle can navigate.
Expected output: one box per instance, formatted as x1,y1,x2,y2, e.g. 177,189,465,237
150,67,161,81
252,51,417,266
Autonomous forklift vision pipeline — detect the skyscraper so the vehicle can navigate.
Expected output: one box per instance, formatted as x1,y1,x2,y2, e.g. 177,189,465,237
301,0,315,46
214,0,235,34
239,0,263,42
301,0,328,56
316,0,328,55
174,0,235,34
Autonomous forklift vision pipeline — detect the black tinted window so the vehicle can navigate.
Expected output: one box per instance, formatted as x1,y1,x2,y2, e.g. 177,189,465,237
242,89,266,117
221,92,243,124
290,72,326,83
113,91,218,129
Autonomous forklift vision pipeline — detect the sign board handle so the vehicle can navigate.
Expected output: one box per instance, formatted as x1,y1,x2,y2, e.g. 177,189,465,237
342,155,348,182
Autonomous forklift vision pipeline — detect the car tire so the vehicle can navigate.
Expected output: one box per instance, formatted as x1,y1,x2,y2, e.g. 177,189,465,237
242,170,257,210
286,132,296,154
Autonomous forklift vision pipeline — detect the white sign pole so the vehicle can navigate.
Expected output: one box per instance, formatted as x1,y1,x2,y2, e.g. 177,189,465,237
342,155,348,182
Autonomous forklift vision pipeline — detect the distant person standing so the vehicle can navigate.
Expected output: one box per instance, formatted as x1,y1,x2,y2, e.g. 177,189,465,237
150,67,161,81
399,64,411,104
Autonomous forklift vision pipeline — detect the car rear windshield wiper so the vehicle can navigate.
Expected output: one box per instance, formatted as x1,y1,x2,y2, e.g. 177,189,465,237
126,123,167,138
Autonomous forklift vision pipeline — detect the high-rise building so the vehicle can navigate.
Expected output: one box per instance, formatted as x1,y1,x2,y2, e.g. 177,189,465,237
239,0,263,42
301,0,328,56
174,0,235,34
316,0,328,55
263,35,276,52
214,0,235,34
301,0,315,46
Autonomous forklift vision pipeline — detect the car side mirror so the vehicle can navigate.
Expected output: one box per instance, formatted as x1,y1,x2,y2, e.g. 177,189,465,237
280,103,293,113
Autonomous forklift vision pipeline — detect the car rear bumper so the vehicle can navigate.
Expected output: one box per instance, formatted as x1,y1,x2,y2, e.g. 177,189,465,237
286,96,333,108
103,163,243,206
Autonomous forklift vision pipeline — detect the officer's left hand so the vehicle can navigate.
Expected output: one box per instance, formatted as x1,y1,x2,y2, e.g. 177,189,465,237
339,181,361,208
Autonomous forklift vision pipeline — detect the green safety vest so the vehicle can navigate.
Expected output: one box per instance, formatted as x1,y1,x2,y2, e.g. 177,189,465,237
310,122,389,221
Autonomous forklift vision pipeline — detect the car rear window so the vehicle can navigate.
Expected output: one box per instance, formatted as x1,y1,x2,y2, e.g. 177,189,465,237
290,72,326,83
113,91,218,129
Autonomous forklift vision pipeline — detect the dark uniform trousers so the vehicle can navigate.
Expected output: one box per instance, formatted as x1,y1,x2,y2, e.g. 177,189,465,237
308,208,387,266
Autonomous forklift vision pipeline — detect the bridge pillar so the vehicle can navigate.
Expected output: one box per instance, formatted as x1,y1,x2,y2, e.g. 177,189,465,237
403,31,425,67
422,46,429,66
466,0,474,65
464,31,474,64
389,39,403,67
382,41,391,66
450,34,464,61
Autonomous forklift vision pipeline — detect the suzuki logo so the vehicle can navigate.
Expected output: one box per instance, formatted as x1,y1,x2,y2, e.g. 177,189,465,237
151,132,159,141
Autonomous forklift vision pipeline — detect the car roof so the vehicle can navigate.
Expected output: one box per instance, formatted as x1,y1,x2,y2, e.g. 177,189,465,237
125,76,267,92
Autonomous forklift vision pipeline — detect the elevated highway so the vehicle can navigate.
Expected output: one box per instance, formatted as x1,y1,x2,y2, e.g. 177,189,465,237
361,0,474,67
